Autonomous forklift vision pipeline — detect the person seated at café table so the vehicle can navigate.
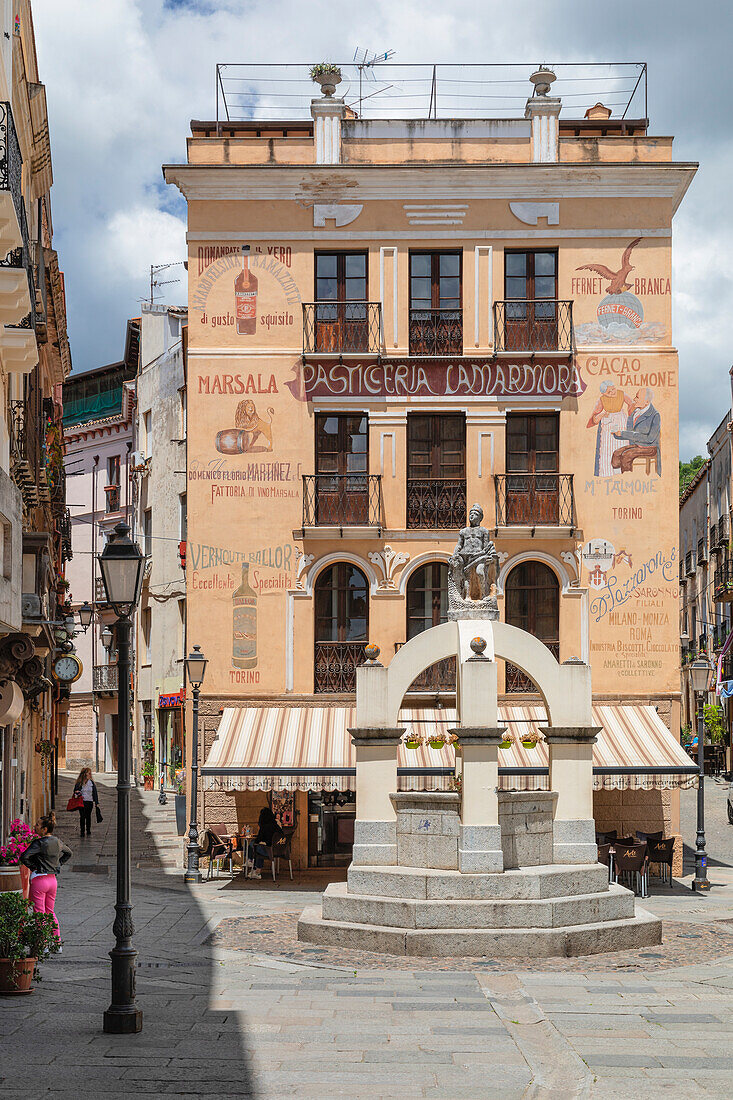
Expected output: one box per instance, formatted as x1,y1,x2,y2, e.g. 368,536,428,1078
247,807,283,880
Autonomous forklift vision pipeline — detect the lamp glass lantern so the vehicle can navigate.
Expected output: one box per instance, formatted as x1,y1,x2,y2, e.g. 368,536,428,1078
185,645,207,689
689,655,711,695
78,601,94,630
99,522,145,617
101,626,113,651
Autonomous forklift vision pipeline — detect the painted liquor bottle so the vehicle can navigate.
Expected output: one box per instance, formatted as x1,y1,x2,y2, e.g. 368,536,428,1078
234,251,257,335
232,563,257,668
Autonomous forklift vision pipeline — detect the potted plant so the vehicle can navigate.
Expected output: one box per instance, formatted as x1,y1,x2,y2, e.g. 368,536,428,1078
141,761,156,791
173,768,187,836
427,733,446,751
520,733,540,750
499,735,513,750
310,62,342,97
0,820,36,899
404,735,422,750
703,704,725,746
0,890,60,994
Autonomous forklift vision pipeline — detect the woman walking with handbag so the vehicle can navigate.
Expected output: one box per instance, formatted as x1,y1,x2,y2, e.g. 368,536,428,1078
72,767,99,838
20,812,72,948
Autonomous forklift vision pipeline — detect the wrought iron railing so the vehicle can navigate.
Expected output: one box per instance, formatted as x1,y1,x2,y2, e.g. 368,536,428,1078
713,621,730,650
395,644,457,691
104,484,121,514
494,474,574,527
93,664,119,693
10,400,42,508
59,507,73,562
408,308,463,355
714,557,733,600
302,302,382,354
407,479,466,530
506,643,560,693
314,641,366,693
685,551,694,576
698,537,707,564
711,514,730,551
0,102,23,228
302,474,382,528
493,300,574,353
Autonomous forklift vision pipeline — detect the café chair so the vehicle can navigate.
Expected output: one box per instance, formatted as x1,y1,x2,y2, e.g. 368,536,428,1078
613,842,649,898
648,837,675,888
202,829,234,879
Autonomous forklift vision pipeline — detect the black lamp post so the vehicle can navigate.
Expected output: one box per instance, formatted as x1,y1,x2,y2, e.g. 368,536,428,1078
77,601,94,632
689,654,711,892
98,522,145,1034
184,645,207,884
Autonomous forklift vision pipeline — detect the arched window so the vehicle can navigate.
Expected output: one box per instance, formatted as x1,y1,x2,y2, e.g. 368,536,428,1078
404,562,455,690
314,564,368,692
505,561,559,692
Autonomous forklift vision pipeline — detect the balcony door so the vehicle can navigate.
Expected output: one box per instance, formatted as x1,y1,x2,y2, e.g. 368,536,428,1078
314,252,368,352
407,414,466,529
315,414,368,525
505,413,559,525
314,564,369,692
504,250,558,351
505,561,559,692
409,252,462,355
405,562,456,690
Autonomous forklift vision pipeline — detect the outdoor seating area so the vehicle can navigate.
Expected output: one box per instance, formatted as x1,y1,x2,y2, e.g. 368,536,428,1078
199,822,295,883
596,830,676,898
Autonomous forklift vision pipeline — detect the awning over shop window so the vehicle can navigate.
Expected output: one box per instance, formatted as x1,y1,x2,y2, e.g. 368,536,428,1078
201,704,698,793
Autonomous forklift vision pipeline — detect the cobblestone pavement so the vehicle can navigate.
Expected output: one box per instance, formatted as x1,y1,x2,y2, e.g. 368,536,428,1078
1,774,733,1098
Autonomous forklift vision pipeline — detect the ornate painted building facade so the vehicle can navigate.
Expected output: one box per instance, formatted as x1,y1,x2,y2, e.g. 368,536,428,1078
165,67,696,868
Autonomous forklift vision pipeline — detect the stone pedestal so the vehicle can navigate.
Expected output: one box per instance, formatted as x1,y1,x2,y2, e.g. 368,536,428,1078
349,726,404,866
451,727,504,874
391,792,459,870
543,726,601,864
498,791,556,868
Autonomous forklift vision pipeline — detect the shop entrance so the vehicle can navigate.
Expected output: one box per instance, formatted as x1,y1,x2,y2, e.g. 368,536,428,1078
308,790,356,867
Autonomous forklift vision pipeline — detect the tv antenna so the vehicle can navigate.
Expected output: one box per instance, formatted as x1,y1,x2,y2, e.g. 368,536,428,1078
147,261,185,304
353,47,395,116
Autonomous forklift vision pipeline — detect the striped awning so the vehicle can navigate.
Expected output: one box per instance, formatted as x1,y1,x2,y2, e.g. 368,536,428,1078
201,704,698,793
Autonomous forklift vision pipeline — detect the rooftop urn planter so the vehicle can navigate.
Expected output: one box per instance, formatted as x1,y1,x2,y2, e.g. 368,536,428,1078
310,63,342,97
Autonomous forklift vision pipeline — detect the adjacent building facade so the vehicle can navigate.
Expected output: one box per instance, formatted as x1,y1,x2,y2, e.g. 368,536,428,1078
62,323,138,771
679,407,733,761
165,66,696,868
133,303,187,791
0,0,72,840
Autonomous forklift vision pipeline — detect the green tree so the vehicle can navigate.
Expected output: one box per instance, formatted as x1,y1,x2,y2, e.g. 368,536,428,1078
679,455,706,495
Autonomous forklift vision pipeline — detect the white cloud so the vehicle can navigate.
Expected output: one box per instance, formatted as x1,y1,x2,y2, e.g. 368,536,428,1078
105,205,186,283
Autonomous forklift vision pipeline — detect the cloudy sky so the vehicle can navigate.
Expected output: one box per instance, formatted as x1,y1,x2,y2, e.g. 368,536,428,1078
34,0,732,458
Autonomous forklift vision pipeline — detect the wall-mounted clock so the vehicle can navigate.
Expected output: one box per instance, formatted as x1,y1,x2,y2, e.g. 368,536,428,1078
53,654,83,684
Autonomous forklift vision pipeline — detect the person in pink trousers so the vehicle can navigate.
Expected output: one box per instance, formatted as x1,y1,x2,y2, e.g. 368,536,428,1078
20,812,72,947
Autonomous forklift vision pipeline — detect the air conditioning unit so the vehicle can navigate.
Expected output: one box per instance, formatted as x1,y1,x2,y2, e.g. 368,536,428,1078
21,593,42,620
131,450,145,467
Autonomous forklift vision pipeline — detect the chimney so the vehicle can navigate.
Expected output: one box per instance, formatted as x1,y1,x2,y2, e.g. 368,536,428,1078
585,102,612,121
525,67,561,163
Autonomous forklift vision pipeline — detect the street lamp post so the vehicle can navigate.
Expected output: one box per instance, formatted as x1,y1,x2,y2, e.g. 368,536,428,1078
98,522,146,1034
77,601,94,632
689,654,712,892
184,645,207,885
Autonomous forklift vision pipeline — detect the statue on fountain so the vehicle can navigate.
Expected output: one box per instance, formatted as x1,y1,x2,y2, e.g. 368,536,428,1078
447,503,499,620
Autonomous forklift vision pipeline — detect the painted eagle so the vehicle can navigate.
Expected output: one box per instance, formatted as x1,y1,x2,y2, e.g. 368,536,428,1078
576,237,642,295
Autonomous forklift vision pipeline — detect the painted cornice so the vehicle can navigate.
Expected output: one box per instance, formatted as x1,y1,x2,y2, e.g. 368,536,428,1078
163,162,697,213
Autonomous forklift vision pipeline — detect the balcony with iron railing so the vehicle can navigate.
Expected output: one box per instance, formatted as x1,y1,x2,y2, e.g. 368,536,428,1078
698,537,707,564
314,641,366,693
714,556,733,602
493,300,574,353
395,643,456,691
302,302,382,354
93,663,118,694
685,551,694,576
10,400,43,508
408,308,462,356
494,474,575,528
104,484,121,515
506,643,560,692
407,480,466,530
301,474,382,530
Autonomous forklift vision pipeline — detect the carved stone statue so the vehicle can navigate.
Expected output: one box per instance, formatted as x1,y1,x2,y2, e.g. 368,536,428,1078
447,503,499,620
